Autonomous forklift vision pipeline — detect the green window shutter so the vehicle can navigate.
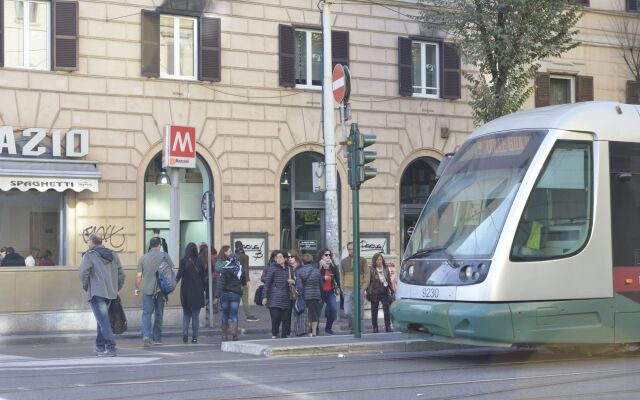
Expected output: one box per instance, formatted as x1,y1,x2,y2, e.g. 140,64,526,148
535,72,550,107
53,1,79,71
331,30,349,69
441,42,461,100
279,24,295,87
576,75,594,102
199,17,221,82
398,37,412,96
141,10,160,78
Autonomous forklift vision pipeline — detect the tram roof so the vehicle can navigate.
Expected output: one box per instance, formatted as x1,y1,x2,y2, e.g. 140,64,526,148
469,101,640,142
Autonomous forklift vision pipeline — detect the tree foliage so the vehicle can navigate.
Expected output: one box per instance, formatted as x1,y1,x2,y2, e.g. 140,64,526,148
610,15,640,81
418,0,582,125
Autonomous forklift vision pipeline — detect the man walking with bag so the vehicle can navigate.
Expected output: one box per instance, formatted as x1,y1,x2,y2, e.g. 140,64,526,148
78,233,125,357
135,237,175,347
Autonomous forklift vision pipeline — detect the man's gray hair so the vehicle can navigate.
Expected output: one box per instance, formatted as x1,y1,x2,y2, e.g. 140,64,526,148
88,233,102,246
149,237,162,249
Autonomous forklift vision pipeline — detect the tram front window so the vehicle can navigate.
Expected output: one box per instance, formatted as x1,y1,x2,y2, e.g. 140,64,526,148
405,130,544,260
511,141,592,260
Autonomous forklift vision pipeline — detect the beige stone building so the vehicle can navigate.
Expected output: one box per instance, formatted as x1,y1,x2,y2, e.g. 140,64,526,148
0,0,638,332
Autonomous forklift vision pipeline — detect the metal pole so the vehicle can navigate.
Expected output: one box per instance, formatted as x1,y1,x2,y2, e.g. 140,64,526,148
321,1,340,258
206,192,214,327
352,186,361,339
168,167,180,265
340,102,346,143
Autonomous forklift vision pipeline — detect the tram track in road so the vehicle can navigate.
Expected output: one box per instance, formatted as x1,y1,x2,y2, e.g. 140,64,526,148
2,348,640,399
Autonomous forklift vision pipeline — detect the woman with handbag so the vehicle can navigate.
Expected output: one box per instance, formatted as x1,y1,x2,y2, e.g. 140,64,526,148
295,253,322,336
283,250,299,337
262,250,293,338
364,253,393,333
177,242,206,343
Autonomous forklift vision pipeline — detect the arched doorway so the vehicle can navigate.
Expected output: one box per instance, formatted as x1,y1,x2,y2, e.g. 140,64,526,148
280,152,341,254
400,157,439,252
143,152,213,257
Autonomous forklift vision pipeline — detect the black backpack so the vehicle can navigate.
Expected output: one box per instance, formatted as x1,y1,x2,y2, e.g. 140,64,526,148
254,285,264,306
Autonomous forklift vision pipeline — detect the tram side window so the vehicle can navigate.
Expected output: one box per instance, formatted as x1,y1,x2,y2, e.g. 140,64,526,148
511,141,592,260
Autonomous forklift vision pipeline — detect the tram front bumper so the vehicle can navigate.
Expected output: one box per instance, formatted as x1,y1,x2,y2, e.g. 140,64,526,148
390,299,515,345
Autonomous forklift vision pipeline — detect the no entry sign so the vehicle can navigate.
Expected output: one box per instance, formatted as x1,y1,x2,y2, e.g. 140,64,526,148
332,64,351,104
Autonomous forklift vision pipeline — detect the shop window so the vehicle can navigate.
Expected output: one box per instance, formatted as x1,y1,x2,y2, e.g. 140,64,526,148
535,72,593,107
0,0,78,71
278,24,349,88
398,36,461,99
0,190,62,266
141,11,220,81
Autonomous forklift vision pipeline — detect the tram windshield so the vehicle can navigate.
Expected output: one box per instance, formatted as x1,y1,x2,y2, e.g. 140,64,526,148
405,130,545,260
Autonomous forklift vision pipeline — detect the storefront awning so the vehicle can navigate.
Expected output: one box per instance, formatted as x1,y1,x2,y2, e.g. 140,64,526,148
0,158,101,192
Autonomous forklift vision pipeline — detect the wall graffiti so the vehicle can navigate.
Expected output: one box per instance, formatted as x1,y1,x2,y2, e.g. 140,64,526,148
82,225,126,251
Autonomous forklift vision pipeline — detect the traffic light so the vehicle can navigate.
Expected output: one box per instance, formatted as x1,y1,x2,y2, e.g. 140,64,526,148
344,123,377,189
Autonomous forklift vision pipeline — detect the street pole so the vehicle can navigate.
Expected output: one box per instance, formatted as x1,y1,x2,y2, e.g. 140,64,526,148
168,167,180,265
205,192,214,327
321,1,340,259
352,183,361,339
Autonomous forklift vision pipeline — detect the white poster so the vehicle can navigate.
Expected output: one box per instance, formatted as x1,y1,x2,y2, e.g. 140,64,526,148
359,233,390,257
231,233,268,268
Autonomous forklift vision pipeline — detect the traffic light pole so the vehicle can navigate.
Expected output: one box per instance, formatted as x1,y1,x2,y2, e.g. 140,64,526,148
352,184,362,339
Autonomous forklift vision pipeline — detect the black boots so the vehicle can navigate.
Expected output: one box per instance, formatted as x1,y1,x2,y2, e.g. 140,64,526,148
372,326,379,333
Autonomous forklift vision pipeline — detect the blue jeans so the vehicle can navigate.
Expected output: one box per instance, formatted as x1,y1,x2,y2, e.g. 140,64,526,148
142,294,165,341
182,306,201,338
321,291,338,331
343,289,365,329
220,292,241,325
90,296,116,352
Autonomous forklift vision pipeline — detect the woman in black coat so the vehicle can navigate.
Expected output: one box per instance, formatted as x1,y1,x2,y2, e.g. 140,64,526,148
177,242,206,343
262,249,294,338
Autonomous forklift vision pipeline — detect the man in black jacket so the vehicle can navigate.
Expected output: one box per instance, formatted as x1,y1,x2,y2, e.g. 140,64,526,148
0,247,25,266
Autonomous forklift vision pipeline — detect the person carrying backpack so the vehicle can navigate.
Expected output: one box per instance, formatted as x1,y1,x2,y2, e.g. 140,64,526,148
135,237,176,347
216,252,246,341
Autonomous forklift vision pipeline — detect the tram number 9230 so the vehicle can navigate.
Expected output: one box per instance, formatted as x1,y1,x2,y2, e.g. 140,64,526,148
422,287,440,299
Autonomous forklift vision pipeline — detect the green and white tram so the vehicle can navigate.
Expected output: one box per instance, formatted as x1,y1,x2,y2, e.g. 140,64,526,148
391,101,640,346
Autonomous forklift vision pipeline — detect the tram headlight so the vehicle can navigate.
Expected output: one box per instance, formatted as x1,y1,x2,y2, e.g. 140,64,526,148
459,265,473,281
408,265,415,278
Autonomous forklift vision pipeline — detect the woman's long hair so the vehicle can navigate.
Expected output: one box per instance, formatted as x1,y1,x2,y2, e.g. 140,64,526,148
315,247,334,266
184,242,198,261
219,245,231,262
371,253,387,269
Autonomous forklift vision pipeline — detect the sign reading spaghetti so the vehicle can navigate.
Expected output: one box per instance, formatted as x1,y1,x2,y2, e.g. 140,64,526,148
164,125,196,168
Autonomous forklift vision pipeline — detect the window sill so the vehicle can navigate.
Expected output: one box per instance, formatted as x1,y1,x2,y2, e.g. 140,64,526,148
411,93,441,99
159,74,198,82
2,65,51,72
295,84,322,91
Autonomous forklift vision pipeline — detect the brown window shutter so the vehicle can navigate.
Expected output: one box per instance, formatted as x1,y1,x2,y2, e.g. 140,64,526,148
398,37,412,96
141,10,160,78
535,72,550,107
441,42,461,100
0,0,4,67
53,1,79,71
279,24,295,87
331,30,349,69
199,17,221,82
576,75,594,102
627,80,640,104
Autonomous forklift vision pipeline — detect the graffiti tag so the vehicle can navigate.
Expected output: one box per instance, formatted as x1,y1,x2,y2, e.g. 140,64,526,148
82,225,126,250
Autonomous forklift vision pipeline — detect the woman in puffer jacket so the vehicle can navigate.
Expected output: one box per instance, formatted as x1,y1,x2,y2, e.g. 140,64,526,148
262,249,294,338
295,253,323,336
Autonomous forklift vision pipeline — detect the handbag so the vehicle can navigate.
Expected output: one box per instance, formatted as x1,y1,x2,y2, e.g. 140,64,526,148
294,295,306,314
254,284,264,306
108,295,128,334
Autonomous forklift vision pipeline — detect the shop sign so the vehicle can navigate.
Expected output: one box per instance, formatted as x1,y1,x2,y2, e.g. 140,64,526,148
163,125,196,168
230,232,268,268
360,232,390,257
0,176,98,192
298,240,318,251
0,126,89,158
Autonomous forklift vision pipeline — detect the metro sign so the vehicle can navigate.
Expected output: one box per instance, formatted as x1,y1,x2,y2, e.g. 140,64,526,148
163,125,196,169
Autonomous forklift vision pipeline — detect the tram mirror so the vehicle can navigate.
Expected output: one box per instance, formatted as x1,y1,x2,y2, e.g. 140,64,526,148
617,172,632,182
435,153,455,180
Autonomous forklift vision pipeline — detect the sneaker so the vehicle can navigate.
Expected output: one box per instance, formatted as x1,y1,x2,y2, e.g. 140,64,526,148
192,338,198,344
325,329,335,335
97,349,117,357
246,316,259,322
182,334,188,344
143,337,151,348
271,335,278,339
153,339,162,345
94,346,105,355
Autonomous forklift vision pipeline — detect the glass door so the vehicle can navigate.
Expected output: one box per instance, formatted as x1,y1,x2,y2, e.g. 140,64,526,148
294,209,324,254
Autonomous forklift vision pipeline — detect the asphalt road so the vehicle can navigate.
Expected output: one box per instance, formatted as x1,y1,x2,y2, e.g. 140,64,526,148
1,335,640,400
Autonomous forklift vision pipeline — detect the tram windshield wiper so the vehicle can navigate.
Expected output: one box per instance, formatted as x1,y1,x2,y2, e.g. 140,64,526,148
406,247,459,268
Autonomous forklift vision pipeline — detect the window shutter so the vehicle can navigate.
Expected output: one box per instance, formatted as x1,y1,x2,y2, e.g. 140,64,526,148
441,42,461,100
576,75,594,102
0,0,4,67
331,30,349,69
582,0,590,6
53,1,79,71
627,0,639,12
534,72,550,107
141,10,160,78
279,24,295,87
199,17,221,82
398,37,412,96
627,80,640,104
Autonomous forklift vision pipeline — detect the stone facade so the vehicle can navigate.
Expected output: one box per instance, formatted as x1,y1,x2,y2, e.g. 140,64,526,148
0,0,637,269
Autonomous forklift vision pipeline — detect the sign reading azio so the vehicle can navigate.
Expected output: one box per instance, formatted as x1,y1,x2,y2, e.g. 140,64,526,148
163,125,196,169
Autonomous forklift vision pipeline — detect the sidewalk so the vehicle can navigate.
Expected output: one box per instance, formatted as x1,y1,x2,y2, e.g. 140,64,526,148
221,332,465,358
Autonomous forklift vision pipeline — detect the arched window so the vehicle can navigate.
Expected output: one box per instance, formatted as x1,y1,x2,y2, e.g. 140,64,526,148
143,152,213,257
400,157,439,251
